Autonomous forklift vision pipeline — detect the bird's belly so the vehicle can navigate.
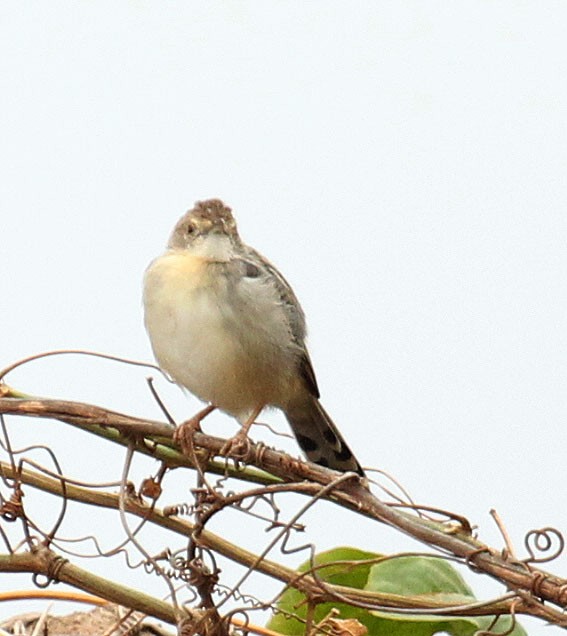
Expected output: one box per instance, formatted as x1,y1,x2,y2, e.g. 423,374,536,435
143,254,296,417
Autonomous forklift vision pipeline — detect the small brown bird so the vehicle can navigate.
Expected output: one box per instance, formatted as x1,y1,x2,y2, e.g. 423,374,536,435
143,199,364,475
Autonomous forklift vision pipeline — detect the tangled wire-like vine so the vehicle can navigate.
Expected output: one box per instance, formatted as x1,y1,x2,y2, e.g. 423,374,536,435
0,350,566,634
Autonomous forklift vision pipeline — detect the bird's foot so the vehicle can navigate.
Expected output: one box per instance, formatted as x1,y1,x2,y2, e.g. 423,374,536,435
174,405,215,455
220,430,252,461
173,415,203,455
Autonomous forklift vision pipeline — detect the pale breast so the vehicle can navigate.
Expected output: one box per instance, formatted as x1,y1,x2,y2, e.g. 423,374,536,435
143,251,300,418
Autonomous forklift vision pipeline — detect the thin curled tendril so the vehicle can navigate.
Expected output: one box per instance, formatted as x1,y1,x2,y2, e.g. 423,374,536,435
523,527,564,564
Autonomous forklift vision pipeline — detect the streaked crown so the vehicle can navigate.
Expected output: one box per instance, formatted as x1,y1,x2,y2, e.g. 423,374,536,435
191,199,238,235
169,199,240,249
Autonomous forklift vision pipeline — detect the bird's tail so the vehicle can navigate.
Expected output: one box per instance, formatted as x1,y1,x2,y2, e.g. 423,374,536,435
284,397,365,476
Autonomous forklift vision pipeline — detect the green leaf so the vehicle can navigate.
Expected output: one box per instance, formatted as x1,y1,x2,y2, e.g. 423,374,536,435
267,547,379,635
366,554,475,596
367,556,526,635
267,548,527,636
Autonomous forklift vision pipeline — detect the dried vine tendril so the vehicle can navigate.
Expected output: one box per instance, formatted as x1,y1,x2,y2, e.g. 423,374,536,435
523,527,564,564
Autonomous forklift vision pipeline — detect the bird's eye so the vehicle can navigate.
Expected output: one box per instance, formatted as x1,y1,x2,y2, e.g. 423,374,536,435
186,223,196,235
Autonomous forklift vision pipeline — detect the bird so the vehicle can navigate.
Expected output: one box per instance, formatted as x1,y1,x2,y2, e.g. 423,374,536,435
143,199,364,476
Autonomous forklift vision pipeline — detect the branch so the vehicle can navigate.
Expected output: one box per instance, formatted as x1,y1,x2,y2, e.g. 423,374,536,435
0,549,178,625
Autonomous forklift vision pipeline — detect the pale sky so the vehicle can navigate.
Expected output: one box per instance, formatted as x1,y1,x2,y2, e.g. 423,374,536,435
2,3,567,633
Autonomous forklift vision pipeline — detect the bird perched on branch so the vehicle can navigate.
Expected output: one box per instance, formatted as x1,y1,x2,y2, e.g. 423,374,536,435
143,199,364,476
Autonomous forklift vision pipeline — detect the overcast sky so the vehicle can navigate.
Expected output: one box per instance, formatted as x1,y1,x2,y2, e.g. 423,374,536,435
2,3,566,633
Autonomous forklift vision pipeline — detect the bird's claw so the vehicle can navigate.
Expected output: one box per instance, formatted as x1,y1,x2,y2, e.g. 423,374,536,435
173,415,203,455
220,431,252,460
